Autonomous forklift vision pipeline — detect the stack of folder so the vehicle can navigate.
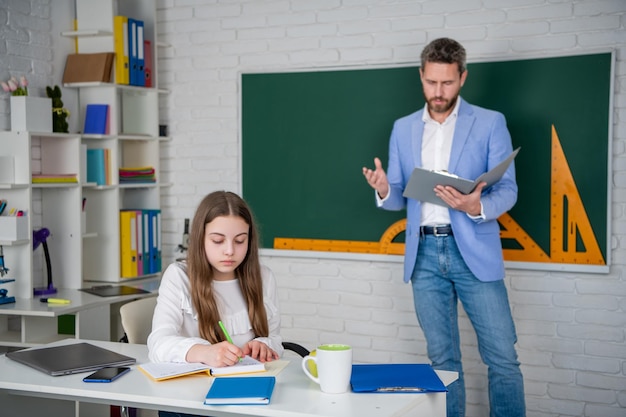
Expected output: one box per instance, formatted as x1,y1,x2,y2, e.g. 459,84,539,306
119,166,156,184
120,209,161,278
113,15,150,87
32,173,78,184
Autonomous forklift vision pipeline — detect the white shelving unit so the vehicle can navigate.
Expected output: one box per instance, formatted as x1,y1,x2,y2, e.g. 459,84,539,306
0,131,83,299
64,0,164,285
0,0,163,357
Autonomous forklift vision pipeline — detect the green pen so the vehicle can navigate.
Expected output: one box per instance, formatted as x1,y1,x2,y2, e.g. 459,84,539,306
218,320,242,362
218,320,234,344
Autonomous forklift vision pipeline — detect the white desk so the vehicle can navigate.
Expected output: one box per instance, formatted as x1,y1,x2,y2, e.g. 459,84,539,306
0,288,155,347
0,339,457,417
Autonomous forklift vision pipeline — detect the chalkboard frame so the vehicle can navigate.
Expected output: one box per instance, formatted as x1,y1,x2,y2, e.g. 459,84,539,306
241,50,614,273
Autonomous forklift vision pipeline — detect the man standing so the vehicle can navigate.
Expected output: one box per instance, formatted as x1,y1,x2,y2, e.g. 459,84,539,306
362,38,525,417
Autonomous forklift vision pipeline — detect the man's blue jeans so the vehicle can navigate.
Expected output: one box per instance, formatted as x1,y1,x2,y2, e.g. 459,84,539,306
410,234,525,417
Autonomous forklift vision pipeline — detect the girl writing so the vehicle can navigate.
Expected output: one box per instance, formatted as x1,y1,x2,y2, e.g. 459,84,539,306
148,191,283,367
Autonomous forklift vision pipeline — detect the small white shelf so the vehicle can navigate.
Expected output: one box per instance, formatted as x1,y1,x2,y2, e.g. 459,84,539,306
0,239,29,246
60,29,113,38
0,184,29,190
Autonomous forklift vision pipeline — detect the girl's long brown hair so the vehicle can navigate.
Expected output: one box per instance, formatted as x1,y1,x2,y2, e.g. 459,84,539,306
187,191,268,343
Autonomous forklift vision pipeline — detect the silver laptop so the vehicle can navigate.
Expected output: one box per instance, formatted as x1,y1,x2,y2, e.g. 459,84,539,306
6,342,136,376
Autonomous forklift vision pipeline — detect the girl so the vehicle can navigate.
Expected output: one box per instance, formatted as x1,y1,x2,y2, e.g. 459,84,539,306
148,191,283,369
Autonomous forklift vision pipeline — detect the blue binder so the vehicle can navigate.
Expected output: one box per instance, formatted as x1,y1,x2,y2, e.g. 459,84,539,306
142,210,150,274
128,18,138,86
350,363,447,393
135,19,145,86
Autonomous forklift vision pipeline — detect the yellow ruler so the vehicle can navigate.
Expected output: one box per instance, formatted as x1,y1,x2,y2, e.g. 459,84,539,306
274,219,406,255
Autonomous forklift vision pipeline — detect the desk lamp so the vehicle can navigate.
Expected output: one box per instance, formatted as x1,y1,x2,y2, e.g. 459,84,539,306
33,228,56,296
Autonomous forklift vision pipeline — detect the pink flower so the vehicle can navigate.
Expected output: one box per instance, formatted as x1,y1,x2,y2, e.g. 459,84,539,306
2,75,29,96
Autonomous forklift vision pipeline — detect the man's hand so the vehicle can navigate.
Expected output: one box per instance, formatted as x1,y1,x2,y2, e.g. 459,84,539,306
434,182,485,216
362,157,390,199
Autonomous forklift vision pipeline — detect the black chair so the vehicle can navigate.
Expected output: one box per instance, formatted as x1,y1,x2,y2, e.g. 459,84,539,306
282,341,310,357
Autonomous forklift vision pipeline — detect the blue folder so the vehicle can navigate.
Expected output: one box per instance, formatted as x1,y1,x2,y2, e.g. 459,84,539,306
350,363,447,393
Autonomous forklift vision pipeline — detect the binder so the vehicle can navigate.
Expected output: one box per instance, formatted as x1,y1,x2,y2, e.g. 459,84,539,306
143,39,152,88
155,210,161,272
135,209,144,276
135,20,145,87
128,18,138,86
147,209,160,273
142,210,150,274
204,376,276,405
86,148,106,186
113,15,130,85
120,211,138,278
350,364,447,393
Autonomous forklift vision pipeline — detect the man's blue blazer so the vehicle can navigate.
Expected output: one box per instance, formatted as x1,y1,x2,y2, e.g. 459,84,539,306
380,97,518,283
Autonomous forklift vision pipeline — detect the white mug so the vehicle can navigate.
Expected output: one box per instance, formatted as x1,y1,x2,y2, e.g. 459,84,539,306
301,344,352,394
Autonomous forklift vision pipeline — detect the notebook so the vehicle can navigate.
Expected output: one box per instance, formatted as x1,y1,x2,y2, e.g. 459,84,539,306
138,356,266,381
6,342,136,376
350,363,447,393
204,376,276,405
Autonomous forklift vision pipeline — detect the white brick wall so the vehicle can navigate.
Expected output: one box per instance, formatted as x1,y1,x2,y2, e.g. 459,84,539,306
1,0,625,416
156,1,626,416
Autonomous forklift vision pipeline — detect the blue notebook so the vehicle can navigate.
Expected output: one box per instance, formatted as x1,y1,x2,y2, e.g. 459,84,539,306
204,376,275,405
350,363,447,393
83,104,109,134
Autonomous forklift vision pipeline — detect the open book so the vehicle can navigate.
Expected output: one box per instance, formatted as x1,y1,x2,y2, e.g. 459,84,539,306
403,147,520,208
138,356,266,381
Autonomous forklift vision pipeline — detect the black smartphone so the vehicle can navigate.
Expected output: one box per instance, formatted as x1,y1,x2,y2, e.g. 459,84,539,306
83,366,131,383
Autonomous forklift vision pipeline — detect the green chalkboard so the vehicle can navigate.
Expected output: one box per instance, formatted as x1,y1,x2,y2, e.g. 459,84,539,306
242,53,611,268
